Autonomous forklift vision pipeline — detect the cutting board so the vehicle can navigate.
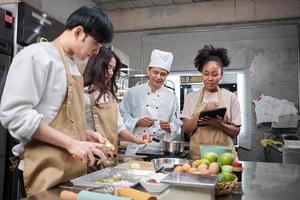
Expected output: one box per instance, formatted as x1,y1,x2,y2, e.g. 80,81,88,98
115,160,154,171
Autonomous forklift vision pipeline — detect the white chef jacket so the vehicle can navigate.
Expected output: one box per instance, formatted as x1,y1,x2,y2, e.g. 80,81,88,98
0,42,80,157
84,91,127,133
119,82,182,154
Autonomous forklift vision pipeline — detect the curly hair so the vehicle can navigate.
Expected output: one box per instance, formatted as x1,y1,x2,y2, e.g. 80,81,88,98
194,45,230,73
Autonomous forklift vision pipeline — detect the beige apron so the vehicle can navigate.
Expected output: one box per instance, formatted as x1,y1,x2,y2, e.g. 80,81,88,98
189,87,233,160
90,93,118,151
23,40,87,196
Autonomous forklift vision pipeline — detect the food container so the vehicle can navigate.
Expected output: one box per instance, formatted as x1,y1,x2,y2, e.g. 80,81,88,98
139,173,169,193
71,168,152,188
199,145,233,158
163,140,184,155
151,158,191,173
215,175,238,195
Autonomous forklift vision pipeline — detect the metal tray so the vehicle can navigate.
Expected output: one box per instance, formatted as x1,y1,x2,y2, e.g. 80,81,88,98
284,140,300,149
71,167,152,188
160,172,217,189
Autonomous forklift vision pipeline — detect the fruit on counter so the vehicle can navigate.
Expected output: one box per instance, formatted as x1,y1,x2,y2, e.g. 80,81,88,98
129,162,141,169
203,152,218,162
208,162,220,174
219,153,234,166
188,167,198,173
221,165,233,173
218,172,235,183
192,159,211,167
174,165,184,173
198,164,210,174
182,163,191,172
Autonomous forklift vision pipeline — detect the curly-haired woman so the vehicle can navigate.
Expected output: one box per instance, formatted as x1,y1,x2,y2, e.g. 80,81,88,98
182,45,241,160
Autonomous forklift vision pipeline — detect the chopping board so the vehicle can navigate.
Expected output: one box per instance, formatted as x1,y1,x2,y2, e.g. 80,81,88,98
115,160,154,171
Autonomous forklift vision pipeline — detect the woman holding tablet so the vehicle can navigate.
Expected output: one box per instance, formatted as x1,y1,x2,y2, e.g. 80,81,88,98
181,45,241,160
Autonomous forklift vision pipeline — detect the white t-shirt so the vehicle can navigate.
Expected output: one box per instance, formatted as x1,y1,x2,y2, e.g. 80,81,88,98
181,88,241,126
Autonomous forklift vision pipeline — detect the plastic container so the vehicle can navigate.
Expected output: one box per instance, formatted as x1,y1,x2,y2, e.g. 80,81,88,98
199,145,233,159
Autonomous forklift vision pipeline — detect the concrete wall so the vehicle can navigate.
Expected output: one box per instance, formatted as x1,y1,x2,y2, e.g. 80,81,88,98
108,0,300,31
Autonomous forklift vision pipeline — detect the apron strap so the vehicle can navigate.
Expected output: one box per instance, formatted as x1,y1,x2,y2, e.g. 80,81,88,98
52,39,74,122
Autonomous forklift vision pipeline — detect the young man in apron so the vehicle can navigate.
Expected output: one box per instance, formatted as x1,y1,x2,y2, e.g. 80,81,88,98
181,45,241,160
0,5,113,196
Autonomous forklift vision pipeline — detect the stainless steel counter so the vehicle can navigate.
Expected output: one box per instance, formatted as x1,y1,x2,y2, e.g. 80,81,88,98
21,161,300,200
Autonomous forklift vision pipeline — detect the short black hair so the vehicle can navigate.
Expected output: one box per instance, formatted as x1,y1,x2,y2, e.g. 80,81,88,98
65,5,113,44
194,45,230,73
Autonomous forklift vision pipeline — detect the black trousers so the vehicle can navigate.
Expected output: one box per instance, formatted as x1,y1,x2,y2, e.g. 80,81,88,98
17,169,27,198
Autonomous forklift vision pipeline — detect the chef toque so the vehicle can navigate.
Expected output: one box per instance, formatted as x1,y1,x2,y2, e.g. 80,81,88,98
148,49,173,72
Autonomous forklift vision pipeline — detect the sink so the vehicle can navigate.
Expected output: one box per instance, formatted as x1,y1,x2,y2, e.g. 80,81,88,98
281,134,299,140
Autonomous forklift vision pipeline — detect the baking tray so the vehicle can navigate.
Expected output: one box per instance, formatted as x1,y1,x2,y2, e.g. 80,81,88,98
71,167,152,188
160,173,217,189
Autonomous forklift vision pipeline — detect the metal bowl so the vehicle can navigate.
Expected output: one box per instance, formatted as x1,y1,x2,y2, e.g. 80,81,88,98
151,158,191,173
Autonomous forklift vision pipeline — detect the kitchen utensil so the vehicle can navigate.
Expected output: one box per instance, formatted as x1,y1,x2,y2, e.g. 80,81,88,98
155,166,164,173
151,158,191,173
139,173,169,194
60,190,129,200
71,168,152,188
152,136,160,142
118,187,157,200
59,184,110,193
163,141,184,155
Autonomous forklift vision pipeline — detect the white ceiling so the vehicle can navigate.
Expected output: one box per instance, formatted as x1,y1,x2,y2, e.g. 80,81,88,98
91,0,212,11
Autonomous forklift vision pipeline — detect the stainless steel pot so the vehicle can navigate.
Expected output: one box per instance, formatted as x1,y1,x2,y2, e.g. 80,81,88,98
163,140,184,155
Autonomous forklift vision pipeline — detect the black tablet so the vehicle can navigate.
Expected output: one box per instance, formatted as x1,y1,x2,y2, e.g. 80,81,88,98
198,107,227,127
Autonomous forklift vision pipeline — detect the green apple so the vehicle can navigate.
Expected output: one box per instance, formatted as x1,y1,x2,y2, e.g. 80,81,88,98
203,152,218,162
219,153,234,166
221,165,233,173
218,172,235,183
199,158,211,166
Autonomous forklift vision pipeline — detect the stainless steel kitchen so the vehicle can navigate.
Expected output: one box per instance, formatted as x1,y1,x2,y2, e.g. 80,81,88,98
0,0,300,200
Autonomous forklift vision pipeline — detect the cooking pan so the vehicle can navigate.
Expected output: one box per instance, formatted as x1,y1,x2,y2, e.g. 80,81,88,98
163,140,184,155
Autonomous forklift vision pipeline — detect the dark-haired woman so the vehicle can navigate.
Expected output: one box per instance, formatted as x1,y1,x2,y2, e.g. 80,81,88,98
83,48,149,163
182,45,241,160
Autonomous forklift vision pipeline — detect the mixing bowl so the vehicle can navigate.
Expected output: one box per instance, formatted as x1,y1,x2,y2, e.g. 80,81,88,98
151,158,191,173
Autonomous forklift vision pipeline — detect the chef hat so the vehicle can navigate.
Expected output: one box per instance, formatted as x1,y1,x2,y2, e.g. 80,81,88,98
148,49,173,72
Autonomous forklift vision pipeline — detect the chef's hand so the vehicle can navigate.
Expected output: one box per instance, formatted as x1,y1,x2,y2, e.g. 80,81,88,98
204,101,219,110
134,133,152,144
86,130,115,157
137,117,155,127
160,120,171,133
67,140,108,166
199,115,223,129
